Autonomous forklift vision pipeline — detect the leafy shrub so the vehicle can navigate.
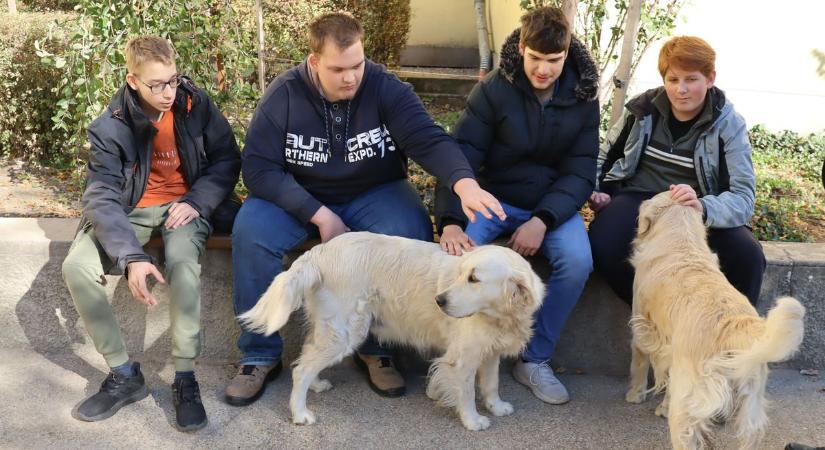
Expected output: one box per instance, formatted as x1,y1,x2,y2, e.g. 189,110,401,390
749,125,825,242
344,0,411,68
0,12,74,166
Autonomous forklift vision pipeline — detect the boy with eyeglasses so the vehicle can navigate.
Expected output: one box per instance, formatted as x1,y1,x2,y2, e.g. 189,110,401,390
61,35,240,431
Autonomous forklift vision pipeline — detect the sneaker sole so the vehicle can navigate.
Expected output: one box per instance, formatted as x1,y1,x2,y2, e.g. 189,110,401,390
225,361,283,407
174,417,208,433
352,353,406,398
72,384,150,422
512,368,570,405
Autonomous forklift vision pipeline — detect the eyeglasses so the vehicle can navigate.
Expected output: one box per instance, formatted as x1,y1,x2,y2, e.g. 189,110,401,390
137,75,181,95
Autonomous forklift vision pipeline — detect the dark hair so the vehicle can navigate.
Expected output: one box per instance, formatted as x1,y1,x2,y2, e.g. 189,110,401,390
519,6,571,54
308,11,364,54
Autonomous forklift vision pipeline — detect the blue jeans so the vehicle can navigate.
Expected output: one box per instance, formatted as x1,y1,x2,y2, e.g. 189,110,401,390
465,202,592,363
232,179,433,365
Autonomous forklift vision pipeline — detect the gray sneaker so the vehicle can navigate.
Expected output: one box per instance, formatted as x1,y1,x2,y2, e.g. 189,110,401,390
512,359,569,404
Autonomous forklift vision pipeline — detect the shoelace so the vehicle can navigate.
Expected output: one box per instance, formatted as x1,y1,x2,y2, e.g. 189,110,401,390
378,357,393,368
175,379,201,404
240,364,257,376
528,360,560,387
101,373,128,394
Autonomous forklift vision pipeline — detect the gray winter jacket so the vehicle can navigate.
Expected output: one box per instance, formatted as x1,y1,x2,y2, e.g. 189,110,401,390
598,86,755,228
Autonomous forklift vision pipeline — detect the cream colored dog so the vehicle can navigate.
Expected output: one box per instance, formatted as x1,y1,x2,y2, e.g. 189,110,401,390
626,192,805,450
239,231,545,431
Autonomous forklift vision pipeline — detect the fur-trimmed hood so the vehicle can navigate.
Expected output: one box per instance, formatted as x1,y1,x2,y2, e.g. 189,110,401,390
498,28,599,102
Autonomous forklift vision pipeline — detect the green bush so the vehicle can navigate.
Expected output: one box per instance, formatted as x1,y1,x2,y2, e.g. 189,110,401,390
749,125,825,242
0,12,74,166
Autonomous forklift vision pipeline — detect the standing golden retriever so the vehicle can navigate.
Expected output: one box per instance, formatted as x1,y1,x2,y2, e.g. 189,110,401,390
239,232,545,431
627,192,805,450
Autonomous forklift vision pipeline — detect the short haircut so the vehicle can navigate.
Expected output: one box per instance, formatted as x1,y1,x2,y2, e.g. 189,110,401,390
658,36,716,78
308,11,364,55
124,35,175,74
519,6,571,54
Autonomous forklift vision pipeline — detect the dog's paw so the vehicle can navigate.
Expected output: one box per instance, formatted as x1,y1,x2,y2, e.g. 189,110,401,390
310,378,333,393
485,399,514,416
292,409,317,425
625,388,647,404
461,414,491,431
655,402,669,418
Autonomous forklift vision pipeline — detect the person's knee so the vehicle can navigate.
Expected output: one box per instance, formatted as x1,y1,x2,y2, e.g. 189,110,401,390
372,212,433,241
61,259,96,287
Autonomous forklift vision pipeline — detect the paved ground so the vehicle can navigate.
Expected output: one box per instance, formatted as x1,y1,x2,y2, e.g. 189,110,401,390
1,348,823,450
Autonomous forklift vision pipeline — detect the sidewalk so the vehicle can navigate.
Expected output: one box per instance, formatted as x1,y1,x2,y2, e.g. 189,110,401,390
1,347,823,449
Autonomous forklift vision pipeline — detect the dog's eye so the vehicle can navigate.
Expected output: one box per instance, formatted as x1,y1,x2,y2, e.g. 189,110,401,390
468,273,479,283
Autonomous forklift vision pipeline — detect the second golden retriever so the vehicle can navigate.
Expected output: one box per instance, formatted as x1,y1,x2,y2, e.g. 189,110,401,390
627,192,805,450
239,231,545,431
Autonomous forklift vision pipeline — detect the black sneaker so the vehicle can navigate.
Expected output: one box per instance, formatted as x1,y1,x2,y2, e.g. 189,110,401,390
72,362,149,422
172,377,207,432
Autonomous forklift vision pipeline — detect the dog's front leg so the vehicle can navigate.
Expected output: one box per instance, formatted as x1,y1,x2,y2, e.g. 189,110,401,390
478,355,513,417
626,340,651,403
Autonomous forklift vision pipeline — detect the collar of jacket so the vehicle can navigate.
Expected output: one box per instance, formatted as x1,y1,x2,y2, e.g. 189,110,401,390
107,76,201,137
625,85,727,125
498,27,599,103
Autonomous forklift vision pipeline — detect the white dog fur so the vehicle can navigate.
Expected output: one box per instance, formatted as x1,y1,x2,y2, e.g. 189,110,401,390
238,231,545,431
627,192,805,450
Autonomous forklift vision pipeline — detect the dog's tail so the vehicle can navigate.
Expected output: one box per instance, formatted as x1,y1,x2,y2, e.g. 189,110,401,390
708,297,805,379
237,256,322,336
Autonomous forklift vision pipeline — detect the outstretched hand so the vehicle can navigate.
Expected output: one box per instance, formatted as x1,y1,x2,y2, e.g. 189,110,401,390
453,178,506,223
126,261,166,307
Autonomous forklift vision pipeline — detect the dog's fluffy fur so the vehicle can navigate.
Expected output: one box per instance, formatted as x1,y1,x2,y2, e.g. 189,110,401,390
626,192,805,450
238,232,545,430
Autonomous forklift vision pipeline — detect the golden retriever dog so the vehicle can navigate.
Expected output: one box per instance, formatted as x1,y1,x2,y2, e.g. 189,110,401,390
239,232,544,431
626,192,805,450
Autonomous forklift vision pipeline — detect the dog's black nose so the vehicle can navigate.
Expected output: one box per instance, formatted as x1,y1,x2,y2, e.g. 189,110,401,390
435,294,447,308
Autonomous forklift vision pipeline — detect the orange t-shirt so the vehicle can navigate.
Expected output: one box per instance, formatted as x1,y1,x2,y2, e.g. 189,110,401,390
136,110,189,207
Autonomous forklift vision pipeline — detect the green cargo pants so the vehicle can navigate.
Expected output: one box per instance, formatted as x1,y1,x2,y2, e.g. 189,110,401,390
62,203,210,372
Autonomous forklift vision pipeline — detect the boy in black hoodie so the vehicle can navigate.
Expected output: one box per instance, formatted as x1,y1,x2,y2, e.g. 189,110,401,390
226,11,503,405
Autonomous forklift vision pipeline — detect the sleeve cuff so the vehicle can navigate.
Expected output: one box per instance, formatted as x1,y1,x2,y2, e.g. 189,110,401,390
533,211,556,229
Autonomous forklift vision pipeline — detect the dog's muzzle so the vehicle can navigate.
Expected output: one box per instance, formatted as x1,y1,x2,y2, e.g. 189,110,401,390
435,293,448,309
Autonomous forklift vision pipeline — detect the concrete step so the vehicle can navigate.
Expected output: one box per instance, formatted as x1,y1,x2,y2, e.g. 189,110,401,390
2,218,824,375
1,347,823,449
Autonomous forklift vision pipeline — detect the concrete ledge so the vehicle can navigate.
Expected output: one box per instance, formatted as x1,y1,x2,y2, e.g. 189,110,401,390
2,218,823,375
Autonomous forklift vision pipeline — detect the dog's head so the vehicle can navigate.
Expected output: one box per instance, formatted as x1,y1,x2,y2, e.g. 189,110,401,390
434,245,545,319
634,191,707,256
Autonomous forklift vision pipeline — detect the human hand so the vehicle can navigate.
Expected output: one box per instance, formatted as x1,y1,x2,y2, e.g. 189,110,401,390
439,224,476,256
164,202,200,230
507,216,546,257
453,178,506,223
310,206,349,242
127,261,166,306
669,184,703,214
588,191,612,213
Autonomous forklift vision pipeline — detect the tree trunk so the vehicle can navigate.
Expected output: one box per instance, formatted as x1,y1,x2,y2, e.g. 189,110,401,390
562,0,578,31
474,0,491,78
608,0,642,128
7,0,17,14
256,0,266,91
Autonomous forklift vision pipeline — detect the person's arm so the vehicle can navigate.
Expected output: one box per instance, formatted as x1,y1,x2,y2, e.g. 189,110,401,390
82,125,152,273
382,77,503,223
699,114,755,228
433,81,496,233
532,100,600,230
241,98,323,224
596,108,635,195
178,94,241,220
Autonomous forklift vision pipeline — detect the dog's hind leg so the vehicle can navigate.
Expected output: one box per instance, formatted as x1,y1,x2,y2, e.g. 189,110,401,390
478,354,513,417
667,366,710,450
626,340,651,404
290,316,365,425
733,367,768,450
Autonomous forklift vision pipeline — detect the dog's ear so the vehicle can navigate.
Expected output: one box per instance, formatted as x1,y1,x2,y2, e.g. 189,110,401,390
636,212,652,238
508,270,544,311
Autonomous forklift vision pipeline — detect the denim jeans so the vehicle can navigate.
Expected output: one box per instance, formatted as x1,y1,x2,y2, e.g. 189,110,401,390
464,202,592,363
232,179,433,365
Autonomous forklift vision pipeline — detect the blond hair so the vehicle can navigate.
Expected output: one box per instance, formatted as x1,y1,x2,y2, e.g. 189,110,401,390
124,35,175,73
